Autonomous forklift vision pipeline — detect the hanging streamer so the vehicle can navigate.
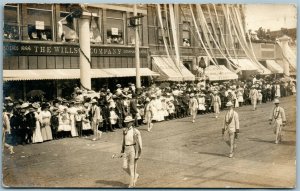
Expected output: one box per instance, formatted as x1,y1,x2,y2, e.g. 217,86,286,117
157,4,170,57
188,4,218,66
212,4,240,69
195,5,219,66
198,5,236,70
169,4,182,74
221,5,240,67
227,5,265,73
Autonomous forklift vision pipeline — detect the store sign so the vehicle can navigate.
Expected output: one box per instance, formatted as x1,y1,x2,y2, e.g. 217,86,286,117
3,42,148,57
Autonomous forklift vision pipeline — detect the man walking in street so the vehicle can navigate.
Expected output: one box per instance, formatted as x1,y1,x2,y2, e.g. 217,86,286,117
90,99,102,141
121,116,142,188
211,91,221,118
269,99,286,144
249,86,259,111
189,93,198,123
222,101,239,158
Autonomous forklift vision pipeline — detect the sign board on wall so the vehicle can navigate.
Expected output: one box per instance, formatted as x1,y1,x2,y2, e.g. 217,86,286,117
3,42,148,57
35,21,45,30
111,28,119,35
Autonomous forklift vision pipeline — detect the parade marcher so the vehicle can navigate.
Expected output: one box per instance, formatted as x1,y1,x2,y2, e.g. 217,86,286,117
90,99,102,141
222,101,240,158
269,99,286,144
274,82,281,98
144,97,154,132
197,93,206,115
2,107,14,154
249,86,259,111
121,116,142,188
188,93,198,123
211,91,221,118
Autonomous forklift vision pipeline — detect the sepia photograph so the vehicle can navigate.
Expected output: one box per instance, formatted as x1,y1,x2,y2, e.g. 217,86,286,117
2,3,297,188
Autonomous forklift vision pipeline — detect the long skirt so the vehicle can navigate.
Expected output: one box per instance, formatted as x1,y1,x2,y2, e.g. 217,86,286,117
40,125,53,141
32,122,43,143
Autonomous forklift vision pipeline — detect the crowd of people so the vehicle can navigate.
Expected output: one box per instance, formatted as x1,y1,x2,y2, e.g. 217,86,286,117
2,76,296,150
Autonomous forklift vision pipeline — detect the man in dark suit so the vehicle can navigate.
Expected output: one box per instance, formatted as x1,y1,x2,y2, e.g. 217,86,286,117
129,94,139,127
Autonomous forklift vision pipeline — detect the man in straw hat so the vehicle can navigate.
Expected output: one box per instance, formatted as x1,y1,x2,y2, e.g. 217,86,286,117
269,99,286,144
222,101,240,158
121,116,142,188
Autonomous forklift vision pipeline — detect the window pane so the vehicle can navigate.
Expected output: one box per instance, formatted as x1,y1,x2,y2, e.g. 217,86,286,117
59,12,78,42
27,9,52,41
4,6,19,40
4,6,18,23
106,19,124,44
90,17,102,44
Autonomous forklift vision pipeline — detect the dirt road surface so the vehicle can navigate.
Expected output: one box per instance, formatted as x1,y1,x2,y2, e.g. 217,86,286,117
2,96,296,188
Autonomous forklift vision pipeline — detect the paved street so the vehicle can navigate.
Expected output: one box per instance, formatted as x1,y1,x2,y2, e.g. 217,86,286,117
2,96,296,188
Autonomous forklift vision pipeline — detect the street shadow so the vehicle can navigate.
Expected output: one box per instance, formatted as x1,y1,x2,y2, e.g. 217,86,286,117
282,129,296,132
95,180,127,187
280,140,296,146
197,151,227,158
247,137,274,144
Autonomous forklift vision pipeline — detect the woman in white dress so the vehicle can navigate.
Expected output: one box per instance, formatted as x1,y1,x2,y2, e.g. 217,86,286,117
58,108,72,137
237,87,244,107
68,102,79,137
40,103,53,141
32,103,43,143
197,93,206,114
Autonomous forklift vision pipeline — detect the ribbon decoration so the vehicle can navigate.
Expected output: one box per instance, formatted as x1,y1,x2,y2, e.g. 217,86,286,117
195,5,219,66
188,4,218,66
169,4,182,74
212,4,240,69
157,4,170,57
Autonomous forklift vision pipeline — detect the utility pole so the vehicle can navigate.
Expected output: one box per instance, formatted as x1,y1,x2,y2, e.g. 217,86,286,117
133,4,141,92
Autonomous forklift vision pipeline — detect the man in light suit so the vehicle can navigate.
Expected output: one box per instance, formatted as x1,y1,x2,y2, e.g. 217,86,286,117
121,116,142,188
90,99,102,141
211,91,221,118
249,86,259,111
188,93,198,123
269,99,286,144
222,101,239,158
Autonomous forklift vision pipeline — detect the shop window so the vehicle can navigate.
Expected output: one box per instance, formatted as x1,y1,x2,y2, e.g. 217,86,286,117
106,10,124,45
27,7,53,41
182,22,191,47
90,16,102,44
4,5,19,40
58,12,78,43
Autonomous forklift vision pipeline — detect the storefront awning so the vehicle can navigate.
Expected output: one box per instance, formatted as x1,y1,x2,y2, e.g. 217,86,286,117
204,65,238,81
265,60,284,73
3,68,159,81
152,56,195,81
229,58,272,75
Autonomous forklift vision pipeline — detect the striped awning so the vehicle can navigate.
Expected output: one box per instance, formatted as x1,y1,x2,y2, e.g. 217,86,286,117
204,65,238,81
265,60,284,73
3,68,159,81
230,58,272,75
152,56,195,81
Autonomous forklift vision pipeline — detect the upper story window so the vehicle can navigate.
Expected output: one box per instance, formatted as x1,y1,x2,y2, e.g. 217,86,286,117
128,12,142,46
58,5,78,43
106,10,124,45
88,7,102,44
182,21,191,47
4,4,19,40
27,4,53,41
